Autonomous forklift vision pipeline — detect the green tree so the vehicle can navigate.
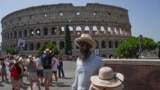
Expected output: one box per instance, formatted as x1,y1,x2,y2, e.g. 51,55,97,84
64,24,72,55
115,36,158,58
6,47,19,55
37,42,61,55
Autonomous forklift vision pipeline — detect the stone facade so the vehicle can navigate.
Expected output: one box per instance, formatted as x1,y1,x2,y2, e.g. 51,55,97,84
1,3,131,57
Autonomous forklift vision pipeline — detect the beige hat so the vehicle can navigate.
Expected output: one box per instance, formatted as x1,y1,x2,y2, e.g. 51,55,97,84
74,34,97,51
91,67,124,88
44,48,51,54
28,55,33,61
14,56,22,63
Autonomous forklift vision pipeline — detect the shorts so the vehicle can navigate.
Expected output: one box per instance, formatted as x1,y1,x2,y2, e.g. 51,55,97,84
37,70,44,77
28,72,38,82
52,71,57,74
14,74,22,80
43,69,52,78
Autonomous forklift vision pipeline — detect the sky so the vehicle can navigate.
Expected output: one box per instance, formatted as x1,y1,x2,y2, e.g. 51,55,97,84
0,0,160,43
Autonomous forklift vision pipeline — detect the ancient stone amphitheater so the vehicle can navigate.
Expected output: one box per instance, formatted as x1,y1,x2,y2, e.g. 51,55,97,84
1,3,131,58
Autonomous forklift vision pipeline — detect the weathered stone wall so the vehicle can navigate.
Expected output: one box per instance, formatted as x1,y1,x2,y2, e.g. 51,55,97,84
1,3,131,57
103,59,160,90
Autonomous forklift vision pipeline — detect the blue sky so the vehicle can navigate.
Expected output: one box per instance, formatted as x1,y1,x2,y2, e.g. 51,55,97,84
0,0,160,42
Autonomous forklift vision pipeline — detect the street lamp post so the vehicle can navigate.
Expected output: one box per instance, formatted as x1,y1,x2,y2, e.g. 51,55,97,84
138,34,143,58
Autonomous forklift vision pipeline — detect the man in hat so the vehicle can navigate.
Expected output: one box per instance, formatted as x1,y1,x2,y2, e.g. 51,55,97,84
72,34,104,90
41,48,52,90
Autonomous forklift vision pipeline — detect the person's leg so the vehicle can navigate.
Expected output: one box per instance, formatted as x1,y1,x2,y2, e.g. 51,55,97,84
1,71,5,81
58,69,61,78
61,67,65,77
30,80,33,90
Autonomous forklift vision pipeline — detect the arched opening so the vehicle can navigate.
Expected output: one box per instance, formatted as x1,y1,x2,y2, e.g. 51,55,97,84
43,27,48,36
59,41,64,49
36,42,40,50
24,30,27,37
30,43,34,50
36,28,40,36
109,41,112,48
51,27,56,35
101,40,106,48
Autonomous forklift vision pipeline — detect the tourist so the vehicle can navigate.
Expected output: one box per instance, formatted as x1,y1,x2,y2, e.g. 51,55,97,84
89,67,124,90
10,56,23,90
34,54,44,85
72,34,104,90
51,54,59,85
57,56,65,78
41,48,52,90
1,59,8,82
27,55,41,90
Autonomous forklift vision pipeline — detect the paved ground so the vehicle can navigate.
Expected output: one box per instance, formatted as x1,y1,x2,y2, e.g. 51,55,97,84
0,61,76,90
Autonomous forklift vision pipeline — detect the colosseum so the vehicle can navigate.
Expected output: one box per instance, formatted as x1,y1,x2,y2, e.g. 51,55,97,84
1,3,131,58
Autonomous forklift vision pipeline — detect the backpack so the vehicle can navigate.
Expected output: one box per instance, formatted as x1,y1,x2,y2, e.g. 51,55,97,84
11,65,18,78
41,54,52,68
11,64,21,78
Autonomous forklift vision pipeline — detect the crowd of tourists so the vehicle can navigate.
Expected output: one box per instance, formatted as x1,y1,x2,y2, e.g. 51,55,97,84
0,48,65,90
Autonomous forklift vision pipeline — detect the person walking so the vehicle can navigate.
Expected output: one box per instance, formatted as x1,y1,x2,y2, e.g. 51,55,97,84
1,60,8,82
57,56,65,78
51,54,59,85
27,55,41,90
10,56,23,90
72,33,104,90
41,48,52,90
34,54,44,85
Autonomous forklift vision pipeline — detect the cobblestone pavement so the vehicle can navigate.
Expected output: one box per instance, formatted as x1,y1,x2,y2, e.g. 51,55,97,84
0,61,76,90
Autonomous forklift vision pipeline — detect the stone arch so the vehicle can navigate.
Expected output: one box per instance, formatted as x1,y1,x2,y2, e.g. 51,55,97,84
95,40,99,48
36,42,40,50
93,25,98,34
24,30,27,37
76,26,82,35
30,29,34,36
84,26,90,34
69,26,73,34
30,43,34,50
60,26,65,35
59,41,64,49
14,31,17,38
36,28,41,36
51,27,56,35
24,44,27,51
10,32,13,39
18,31,22,38
43,27,48,35
115,41,119,48
108,26,112,34
100,26,105,34
109,40,112,48
101,40,106,48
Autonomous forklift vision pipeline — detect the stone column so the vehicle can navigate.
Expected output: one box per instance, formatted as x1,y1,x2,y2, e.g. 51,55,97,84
89,26,93,35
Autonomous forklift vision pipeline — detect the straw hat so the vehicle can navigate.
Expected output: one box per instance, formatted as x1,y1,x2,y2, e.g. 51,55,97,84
44,48,51,54
28,55,34,61
74,34,97,51
90,67,124,88
14,56,22,63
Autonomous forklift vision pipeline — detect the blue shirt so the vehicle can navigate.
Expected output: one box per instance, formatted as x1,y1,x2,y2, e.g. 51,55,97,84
72,53,104,90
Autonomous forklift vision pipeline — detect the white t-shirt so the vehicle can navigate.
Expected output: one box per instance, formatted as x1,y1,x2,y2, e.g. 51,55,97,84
52,57,59,71
34,57,43,70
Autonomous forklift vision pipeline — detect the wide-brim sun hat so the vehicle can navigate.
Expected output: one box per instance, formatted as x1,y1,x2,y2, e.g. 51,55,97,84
28,55,33,61
74,34,97,51
91,67,124,88
44,48,51,53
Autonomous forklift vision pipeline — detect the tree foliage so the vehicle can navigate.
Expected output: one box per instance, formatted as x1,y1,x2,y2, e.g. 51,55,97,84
37,42,61,55
114,36,158,58
6,47,19,55
64,24,72,55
